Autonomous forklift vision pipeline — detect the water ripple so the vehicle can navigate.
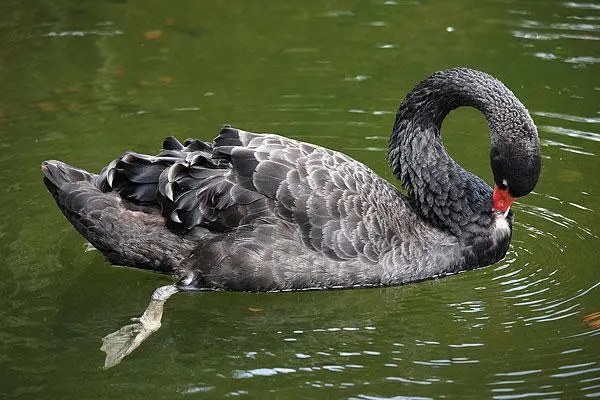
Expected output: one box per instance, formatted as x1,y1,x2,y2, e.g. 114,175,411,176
354,395,433,400
492,390,563,399
385,376,433,385
563,2,600,11
512,30,600,41
233,367,296,379
496,370,544,377
45,29,123,37
532,52,559,60
532,52,600,65
565,56,600,64
540,281,600,315
516,19,600,32
551,366,600,378
519,203,595,234
321,10,355,18
543,139,596,156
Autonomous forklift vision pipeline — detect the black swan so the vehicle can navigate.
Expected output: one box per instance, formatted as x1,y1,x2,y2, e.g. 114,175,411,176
42,68,541,367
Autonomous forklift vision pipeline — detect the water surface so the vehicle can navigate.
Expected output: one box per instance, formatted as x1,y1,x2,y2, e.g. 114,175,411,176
0,1,599,399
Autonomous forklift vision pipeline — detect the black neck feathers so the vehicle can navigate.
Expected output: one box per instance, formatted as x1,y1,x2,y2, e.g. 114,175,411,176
388,68,535,238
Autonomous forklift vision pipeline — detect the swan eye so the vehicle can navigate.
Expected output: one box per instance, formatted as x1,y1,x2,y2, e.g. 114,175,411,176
498,179,508,190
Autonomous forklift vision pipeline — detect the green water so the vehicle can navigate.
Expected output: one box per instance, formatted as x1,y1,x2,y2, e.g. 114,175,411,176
1,0,599,398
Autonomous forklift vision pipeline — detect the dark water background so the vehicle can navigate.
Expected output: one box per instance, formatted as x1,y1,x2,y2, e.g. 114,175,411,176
0,1,598,399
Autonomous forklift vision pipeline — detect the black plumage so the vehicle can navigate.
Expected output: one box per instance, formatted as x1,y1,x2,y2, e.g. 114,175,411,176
42,68,541,292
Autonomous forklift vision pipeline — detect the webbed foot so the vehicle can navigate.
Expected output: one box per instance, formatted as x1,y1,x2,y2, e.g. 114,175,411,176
100,284,179,369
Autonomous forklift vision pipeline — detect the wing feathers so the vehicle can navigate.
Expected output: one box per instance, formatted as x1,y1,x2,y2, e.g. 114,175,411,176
97,126,402,265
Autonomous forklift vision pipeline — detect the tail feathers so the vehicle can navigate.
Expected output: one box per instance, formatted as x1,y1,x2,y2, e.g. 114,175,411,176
42,160,124,239
42,160,94,191
42,159,193,273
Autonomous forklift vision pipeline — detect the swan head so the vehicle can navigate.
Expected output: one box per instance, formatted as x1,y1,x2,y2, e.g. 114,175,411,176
489,114,541,212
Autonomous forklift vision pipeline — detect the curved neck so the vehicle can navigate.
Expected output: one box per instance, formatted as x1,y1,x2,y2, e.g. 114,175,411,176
388,68,524,237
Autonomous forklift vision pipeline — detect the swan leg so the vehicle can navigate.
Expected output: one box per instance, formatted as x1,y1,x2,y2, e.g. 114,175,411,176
100,284,180,369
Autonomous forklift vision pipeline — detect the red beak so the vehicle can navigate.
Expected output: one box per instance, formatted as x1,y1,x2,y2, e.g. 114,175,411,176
492,185,514,213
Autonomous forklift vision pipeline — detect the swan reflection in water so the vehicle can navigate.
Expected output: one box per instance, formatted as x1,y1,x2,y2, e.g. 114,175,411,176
42,68,541,368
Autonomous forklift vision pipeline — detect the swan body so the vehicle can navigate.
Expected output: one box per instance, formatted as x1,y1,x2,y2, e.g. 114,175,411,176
42,68,540,292
43,68,541,367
